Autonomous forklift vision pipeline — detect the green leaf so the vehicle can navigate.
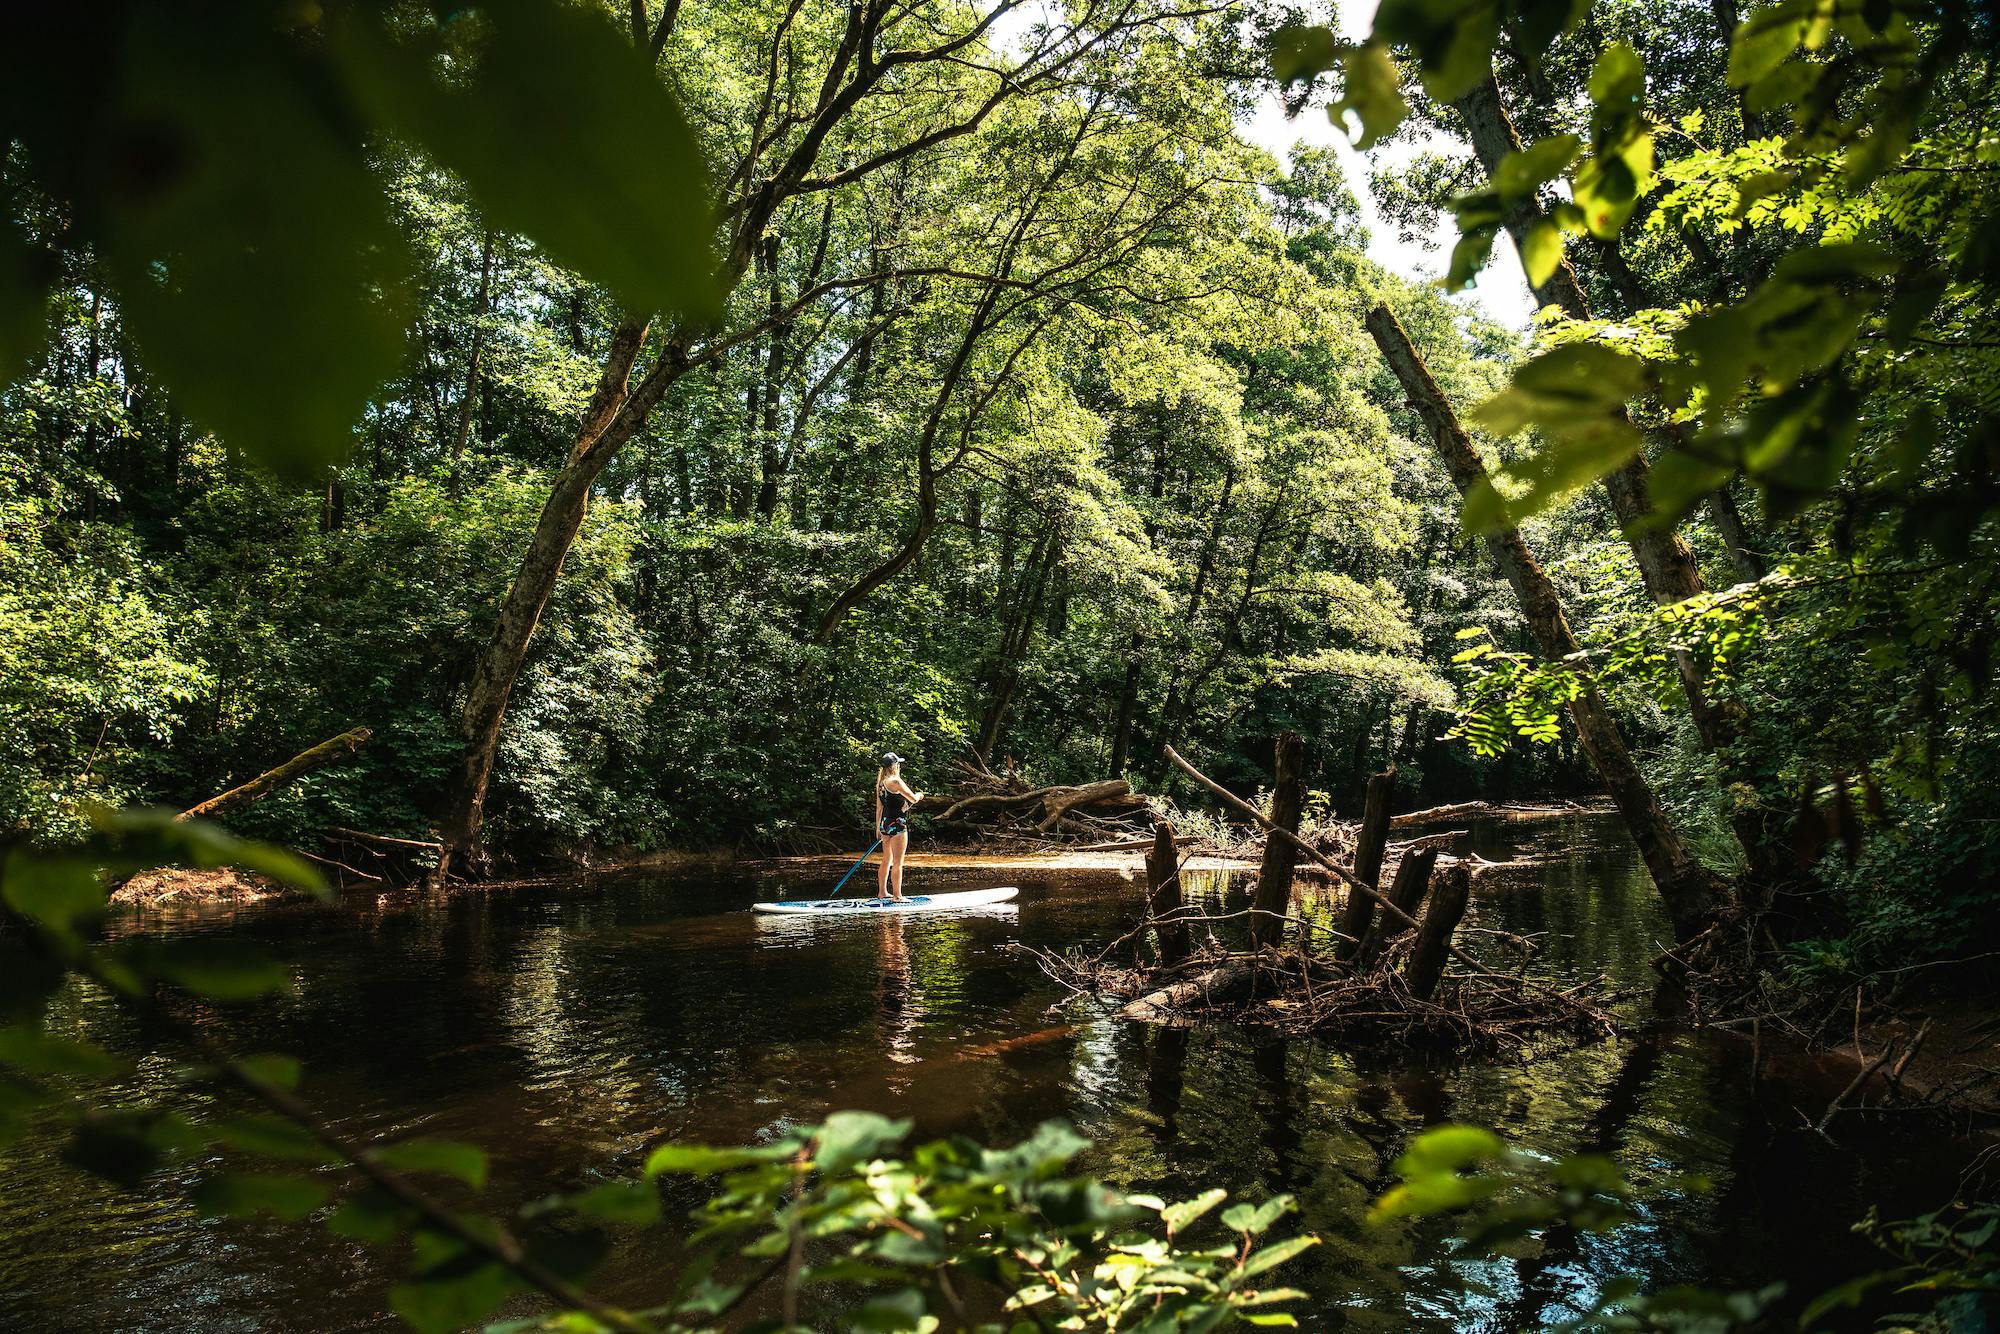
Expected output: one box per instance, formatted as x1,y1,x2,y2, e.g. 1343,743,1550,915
234,1053,303,1092
644,1139,797,1177
211,1115,339,1164
1270,24,1339,83
2,852,106,932
1395,1125,1506,1178
391,1263,518,1334
1493,134,1580,201
1163,1188,1228,1235
340,0,718,322
1374,0,1501,103
190,1171,330,1221
327,1187,409,1244
1471,343,1648,438
560,1179,661,1226
1729,0,1811,87
814,1110,912,1173
1520,219,1564,289
375,1138,489,1189
1587,41,1645,110
1573,129,1654,238
0,1025,127,1078
1510,0,1589,59
143,938,291,1001
850,1287,929,1332
1331,43,1410,150
102,14,413,481
1240,1234,1319,1277
1222,1195,1294,1236
1443,228,1499,292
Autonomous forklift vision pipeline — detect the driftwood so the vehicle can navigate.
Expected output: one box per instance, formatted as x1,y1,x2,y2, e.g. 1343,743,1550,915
1387,799,1492,829
1119,960,1256,1022
926,759,1150,843
177,727,372,821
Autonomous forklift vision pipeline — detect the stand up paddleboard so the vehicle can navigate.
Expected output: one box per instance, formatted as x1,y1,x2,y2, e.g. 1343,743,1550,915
753,887,1019,915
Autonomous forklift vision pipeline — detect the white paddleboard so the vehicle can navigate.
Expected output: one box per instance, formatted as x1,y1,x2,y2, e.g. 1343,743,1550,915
753,886,1019,915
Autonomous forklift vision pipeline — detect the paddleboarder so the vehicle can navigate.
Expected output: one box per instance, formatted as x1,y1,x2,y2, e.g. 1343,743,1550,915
874,753,924,901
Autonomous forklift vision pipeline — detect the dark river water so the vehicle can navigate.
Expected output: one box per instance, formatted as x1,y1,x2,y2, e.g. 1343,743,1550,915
0,813,1979,1331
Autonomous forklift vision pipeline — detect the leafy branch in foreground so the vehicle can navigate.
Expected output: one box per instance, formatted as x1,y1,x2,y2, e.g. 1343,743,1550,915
4,817,1991,1332
1271,0,1997,537
0,812,1318,1332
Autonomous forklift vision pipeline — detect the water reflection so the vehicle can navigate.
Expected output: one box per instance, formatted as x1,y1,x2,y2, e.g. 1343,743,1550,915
0,816,1978,1332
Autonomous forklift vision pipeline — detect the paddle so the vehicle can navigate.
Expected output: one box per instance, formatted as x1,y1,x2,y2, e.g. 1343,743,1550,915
824,836,884,901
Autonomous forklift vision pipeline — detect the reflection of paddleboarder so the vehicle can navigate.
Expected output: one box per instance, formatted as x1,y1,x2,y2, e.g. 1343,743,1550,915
873,753,925,901
876,913,920,1066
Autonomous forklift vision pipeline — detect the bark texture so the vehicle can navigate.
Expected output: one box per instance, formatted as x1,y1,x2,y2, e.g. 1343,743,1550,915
1406,861,1471,1000
1251,731,1306,948
1366,303,1728,941
1334,766,1396,962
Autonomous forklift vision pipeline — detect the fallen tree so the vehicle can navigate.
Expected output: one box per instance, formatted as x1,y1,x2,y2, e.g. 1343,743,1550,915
1012,744,1618,1054
919,756,1153,843
177,727,373,822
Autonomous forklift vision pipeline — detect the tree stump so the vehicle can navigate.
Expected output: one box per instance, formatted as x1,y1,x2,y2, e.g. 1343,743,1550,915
1405,861,1471,1000
1146,819,1188,967
1251,731,1305,948
1334,766,1396,962
1357,846,1439,967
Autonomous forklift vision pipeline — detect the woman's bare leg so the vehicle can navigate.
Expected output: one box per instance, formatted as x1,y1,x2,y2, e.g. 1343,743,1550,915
889,833,909,898
877,839,891,898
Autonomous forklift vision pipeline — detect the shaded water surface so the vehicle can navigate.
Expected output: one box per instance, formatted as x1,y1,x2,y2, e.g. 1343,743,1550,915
0,814,1974,1330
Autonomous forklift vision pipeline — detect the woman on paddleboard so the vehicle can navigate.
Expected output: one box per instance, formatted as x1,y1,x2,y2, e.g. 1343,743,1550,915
874,753,924,901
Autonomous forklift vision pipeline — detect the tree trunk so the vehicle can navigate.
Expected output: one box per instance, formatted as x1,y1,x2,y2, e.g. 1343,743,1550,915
1109,638,1142,775
1146,819,1188,967
433,320,657,883
1251,731,1305,948
753,231,786,518
1452,74,1717,632
178,727,373,822
1335,767,1396,962
1358,846,1439,968
1365,302,1729,942
1405,862,1471,1001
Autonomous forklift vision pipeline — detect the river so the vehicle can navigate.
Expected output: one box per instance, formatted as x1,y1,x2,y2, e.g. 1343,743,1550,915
0,812,1976,1330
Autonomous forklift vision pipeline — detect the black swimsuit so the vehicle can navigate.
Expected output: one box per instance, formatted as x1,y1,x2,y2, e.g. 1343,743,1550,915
879,787,910,837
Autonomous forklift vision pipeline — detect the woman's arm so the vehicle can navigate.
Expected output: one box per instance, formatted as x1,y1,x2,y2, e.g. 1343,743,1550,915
889,776,923,803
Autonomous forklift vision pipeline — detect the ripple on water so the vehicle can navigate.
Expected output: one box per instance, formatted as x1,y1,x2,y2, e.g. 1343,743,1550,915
0,816,1980,1331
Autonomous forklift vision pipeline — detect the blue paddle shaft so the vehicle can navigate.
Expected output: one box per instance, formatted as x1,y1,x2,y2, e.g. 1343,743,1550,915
828,837,884,898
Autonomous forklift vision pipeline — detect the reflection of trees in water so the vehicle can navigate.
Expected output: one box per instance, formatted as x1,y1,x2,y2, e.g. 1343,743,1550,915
1497,1033,1669,1330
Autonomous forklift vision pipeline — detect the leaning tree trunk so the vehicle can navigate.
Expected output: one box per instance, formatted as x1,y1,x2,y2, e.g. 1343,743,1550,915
1366,303,1729,942
433,320,659,883
1452,73,1730,756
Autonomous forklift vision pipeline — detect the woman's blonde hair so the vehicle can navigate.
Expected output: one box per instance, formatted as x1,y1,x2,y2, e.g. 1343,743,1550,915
875,759,898,789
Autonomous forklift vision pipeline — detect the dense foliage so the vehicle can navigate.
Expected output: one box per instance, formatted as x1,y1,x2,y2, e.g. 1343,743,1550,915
2,2,1995,969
